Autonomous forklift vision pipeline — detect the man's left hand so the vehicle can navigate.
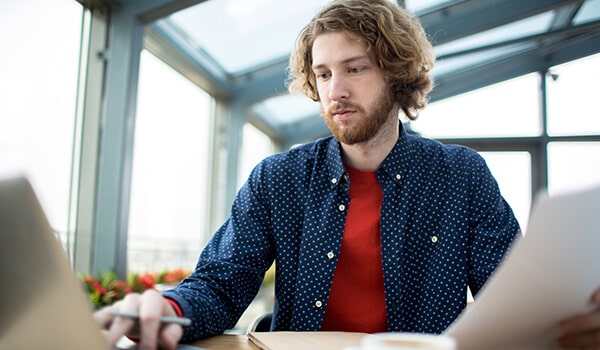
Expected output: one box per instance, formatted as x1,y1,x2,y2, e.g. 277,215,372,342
558,287,600,349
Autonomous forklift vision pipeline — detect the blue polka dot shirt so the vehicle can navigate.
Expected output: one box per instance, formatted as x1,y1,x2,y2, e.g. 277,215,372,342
163,125,521,341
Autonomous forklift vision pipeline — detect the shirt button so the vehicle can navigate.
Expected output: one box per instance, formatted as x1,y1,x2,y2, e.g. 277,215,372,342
327,251,335,259
431,236,438,243
331,178,337,184
315,300,323,308
395,174,402,180
338,204,346,211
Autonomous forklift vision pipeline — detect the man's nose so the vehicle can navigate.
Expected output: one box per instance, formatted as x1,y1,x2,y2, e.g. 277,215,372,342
328,74,350,101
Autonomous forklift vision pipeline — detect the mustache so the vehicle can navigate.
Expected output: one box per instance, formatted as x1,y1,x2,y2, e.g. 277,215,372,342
324,102,362,116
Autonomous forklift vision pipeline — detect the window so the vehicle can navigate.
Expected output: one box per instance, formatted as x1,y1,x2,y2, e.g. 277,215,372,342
480,152,532,230
413,73,541,138
238,123,275,190
0,0,85,249
548,142,600,196
128,50,214,273
546,53,600,196
547,53,600,136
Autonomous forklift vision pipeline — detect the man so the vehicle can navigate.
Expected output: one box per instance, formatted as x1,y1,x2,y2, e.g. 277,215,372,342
95,1,600,349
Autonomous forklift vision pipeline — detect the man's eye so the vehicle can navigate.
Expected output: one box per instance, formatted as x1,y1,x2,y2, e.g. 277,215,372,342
348,67,363,73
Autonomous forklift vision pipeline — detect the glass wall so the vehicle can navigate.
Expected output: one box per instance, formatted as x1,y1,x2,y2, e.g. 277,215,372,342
547,142,600,195
238,123,276,190
479,151,532,229
413,74,541,230
3,0,598,276
410,53,600,231
546,53,600,195
127,50,214,273
0,0,86,252
547,53,600,137
413,73,542,138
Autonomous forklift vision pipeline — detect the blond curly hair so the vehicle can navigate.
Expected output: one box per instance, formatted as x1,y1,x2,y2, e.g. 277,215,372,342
287,0,435,120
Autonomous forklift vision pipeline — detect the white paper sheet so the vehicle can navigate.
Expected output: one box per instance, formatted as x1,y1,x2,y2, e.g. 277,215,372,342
445,185,600,350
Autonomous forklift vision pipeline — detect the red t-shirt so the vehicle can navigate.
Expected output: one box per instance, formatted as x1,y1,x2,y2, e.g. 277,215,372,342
321,165,387,333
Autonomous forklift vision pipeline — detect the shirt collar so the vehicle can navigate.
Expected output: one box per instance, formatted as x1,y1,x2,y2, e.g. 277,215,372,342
322,123,415,183
378,123,415,180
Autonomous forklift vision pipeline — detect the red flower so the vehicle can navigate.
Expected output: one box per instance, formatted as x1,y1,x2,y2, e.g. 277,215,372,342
139,274,155,289
92,281,106,294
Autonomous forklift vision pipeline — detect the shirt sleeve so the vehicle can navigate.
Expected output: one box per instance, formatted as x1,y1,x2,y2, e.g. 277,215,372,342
162,160,276,341
164,296,183,317
464,151,521,296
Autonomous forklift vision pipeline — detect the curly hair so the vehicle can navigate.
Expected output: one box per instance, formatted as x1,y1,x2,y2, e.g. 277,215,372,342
287,0,435,120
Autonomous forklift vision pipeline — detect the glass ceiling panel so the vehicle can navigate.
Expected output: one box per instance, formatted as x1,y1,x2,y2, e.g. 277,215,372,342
405,0,454,14
167,0,325,74
435,11,554,57
252,94,320,127
161,0,455,76
433,43,535,77
573,0,600,25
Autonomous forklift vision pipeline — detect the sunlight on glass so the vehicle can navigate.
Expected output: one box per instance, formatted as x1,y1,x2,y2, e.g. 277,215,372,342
480,152,532,231
547,53,600,136
168,0,324,73
128,50,213,273
238,123,275,189
0,0,83,233
548,142,600,196
413,74,541,138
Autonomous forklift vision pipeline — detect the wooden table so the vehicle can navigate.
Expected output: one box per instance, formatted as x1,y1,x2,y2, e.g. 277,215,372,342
189,334,255,350
189,331,366,350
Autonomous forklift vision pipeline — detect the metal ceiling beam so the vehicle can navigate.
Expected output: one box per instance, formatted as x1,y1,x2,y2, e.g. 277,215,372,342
145,24,233,98
431,24,600,102
230,61,290,104
419,0,579,45
227,0,591,107
269,18,600,145
137,0,207,23
549,0,585,30
77,0,202,22
140,0,600,146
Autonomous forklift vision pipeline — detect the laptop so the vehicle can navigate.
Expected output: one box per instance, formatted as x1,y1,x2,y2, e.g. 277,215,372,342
0,175,108,349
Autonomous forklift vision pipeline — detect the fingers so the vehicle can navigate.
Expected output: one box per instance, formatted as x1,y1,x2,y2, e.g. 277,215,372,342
137,289,183,350
561,311,600,335
93,301,120,329
93,290,183,350
137,289,167,350
558,309,600,349
105,294,141,346
159,323,184,349
558,329,600,349
592,287,600,305
159,297,184,349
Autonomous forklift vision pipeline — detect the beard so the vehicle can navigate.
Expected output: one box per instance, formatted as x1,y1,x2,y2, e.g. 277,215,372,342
321,89,396,145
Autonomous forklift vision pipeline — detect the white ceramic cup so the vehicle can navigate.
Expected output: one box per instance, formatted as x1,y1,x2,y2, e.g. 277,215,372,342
360,332,456,350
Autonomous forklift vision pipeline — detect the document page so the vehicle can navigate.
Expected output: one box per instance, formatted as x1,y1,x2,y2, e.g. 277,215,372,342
445,186,600,350
248,331,365,350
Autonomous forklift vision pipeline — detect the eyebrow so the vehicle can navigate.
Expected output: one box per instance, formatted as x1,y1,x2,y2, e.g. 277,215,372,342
311,55,371,71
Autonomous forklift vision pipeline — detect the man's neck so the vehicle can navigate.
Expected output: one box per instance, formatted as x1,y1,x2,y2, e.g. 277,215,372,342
340,118,399,171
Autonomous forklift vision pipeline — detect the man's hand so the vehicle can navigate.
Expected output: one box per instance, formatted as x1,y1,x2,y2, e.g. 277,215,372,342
558,287,600,349
94,289,183,350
